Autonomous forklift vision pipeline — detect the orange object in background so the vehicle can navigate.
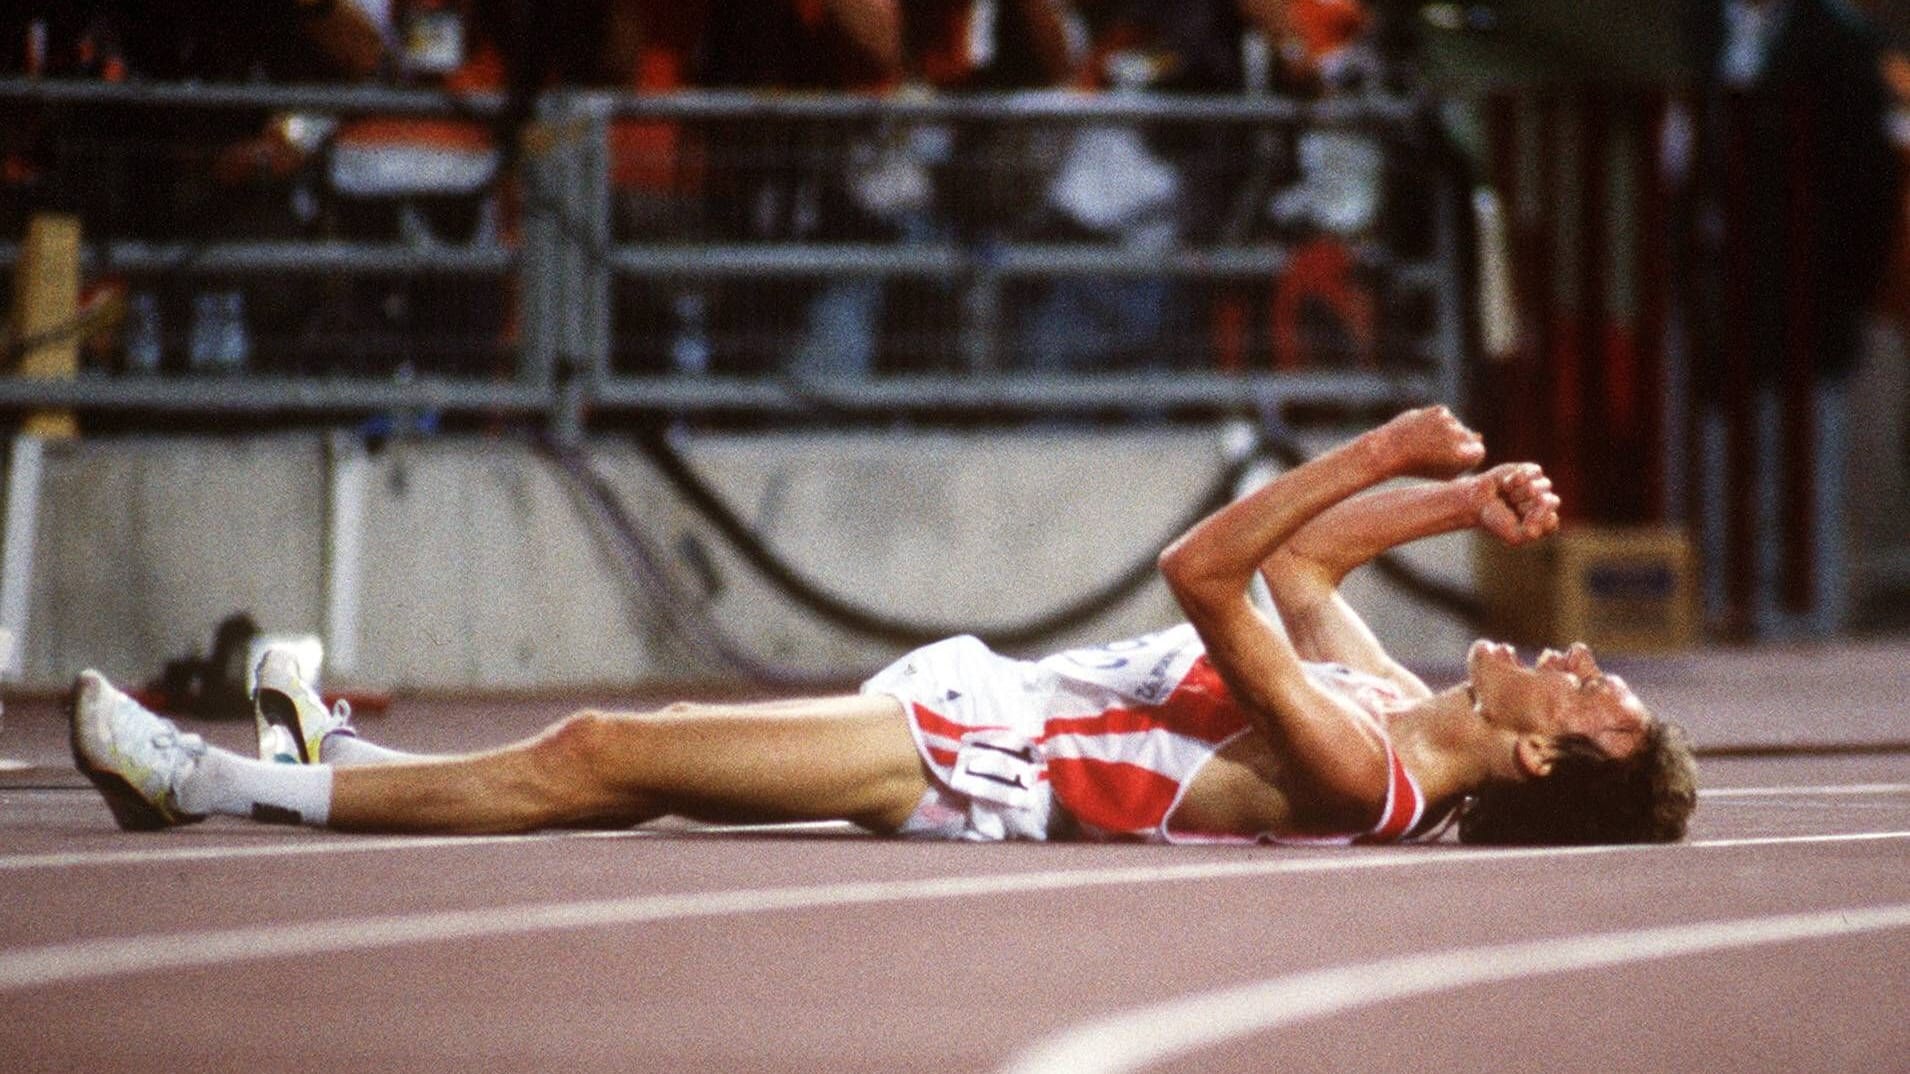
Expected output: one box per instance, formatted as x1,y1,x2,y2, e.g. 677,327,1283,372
1289,0,1370,60
329,2,504,200
1271,237,1376,370
607,3,712,199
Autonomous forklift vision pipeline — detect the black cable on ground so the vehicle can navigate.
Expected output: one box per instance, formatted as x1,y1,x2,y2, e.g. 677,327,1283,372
544,438,843,688
552,425,1486,670
550,431,1250,653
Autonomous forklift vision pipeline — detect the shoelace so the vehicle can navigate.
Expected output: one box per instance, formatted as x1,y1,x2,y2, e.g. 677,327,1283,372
103,694,196,757
148,727,206,757
327,698,356,737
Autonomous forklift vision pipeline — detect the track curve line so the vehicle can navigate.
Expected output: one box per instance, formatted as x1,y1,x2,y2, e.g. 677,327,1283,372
998,902,1910,1074
2,832,1905,993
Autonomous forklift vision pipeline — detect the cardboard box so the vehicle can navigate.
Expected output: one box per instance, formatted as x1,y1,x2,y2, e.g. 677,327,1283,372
1476,525,1698,654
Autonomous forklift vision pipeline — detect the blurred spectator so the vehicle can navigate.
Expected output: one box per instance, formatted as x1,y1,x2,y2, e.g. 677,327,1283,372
2,1,385,239
600,1,711,243
910,0,1082,240
1671,0,1902,637
1004,0,1177,374
700,0,905,246
651,0,909,379
1,1,394,378
598,0,714,377
822,0,1088,377
1014,1,1392,375
813,0,1090,377
263,0,511,378
1262,1,1389,373
675,0,905,378
1088,0,1367,244
1265,1,1384,238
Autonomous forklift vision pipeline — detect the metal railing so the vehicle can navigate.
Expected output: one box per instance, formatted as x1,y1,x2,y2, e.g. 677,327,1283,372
0,77,1469,435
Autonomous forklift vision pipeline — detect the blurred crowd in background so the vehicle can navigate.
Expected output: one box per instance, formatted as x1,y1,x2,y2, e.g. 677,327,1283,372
0,0,1431,380
4,2,1910,381
2,1,1909,638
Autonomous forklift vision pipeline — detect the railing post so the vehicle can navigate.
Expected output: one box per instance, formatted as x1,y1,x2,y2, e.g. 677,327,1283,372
1431,142,1469,410
520,102,563,399
958,255,1004,373
324,431,368,677
524,93,611,446
0,434,43,681
579,93,613,426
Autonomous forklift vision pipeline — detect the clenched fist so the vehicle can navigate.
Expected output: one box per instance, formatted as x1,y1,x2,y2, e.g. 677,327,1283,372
1371,405,1487,479
1467,462,1560,545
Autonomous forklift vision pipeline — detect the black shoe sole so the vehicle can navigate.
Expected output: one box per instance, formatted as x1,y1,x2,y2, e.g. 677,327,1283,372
67,680,204,832
254,688,311,764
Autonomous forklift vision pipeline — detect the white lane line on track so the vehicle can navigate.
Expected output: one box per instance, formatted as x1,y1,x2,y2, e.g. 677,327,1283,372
996,901,1910,1074
0,822,857,872
5,783,1896,872
0,830,1905,993
1701,783,1910,798
0,831,640,871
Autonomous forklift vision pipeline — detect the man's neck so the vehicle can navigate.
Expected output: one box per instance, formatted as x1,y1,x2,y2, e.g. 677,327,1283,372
1387,684,1517,810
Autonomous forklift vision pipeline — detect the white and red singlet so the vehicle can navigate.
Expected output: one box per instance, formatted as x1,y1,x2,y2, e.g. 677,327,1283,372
862,624,1431,844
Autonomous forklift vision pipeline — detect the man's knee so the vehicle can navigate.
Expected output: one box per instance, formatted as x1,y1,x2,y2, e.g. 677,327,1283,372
529,709,642,812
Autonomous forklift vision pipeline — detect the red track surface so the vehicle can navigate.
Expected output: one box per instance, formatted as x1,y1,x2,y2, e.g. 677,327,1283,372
2,672,1907,1073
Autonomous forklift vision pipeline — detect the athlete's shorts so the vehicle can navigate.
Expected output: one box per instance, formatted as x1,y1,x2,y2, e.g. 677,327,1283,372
861,635,1066,842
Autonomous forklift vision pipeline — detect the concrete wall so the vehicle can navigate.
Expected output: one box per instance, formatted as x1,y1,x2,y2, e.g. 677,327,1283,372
7,428,1476,693
28,436,328,689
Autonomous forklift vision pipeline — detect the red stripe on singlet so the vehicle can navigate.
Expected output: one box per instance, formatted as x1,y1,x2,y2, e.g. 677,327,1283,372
1044,758,1184,837
911,702,1003,744
1040,657,1254,836
1358,749,1421,844
1041,658,1249,746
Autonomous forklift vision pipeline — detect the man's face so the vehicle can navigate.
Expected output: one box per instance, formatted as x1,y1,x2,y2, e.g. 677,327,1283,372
1467,640,1654,760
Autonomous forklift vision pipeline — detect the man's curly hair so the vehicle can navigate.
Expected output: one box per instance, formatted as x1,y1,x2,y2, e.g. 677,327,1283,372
1457,721,1698,845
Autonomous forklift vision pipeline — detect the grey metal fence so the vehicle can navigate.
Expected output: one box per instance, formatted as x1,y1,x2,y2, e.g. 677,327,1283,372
0,79,1468,435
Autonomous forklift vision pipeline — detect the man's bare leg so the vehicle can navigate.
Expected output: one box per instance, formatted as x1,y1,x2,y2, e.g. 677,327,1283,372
328,695,932,835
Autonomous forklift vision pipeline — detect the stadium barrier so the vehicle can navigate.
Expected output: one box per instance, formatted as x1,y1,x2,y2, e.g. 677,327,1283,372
0,79,1488,689
0,78,1468,433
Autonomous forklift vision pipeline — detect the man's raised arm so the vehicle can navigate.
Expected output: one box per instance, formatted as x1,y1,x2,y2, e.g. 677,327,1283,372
1262,463,1561,698
1156,407,1486,804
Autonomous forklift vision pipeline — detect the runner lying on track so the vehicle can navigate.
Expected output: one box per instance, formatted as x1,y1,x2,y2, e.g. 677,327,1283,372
71,406,1696,845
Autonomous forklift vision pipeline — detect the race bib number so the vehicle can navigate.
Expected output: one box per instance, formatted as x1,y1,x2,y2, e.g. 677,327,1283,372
949,730,1043,810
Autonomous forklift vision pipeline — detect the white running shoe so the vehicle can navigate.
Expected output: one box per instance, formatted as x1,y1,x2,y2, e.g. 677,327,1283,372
69,669,208,831
253,645,355,765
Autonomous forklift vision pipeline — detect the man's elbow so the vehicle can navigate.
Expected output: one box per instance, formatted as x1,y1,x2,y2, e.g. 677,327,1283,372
1260,547,1333,604
1157,542,1198,593
1158,543,1230,610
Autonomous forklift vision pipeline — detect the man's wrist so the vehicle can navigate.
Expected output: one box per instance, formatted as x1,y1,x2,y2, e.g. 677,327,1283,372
1349,426,1404,483
1442,476,1485,530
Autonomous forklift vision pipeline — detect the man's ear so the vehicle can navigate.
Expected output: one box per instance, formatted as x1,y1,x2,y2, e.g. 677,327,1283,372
1515,734,1557,779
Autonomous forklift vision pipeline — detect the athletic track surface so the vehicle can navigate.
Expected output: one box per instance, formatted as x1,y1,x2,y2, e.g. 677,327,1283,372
2,642,1905,1073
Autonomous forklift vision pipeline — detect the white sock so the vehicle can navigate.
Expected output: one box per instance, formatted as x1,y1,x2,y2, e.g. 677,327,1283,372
179,746,333,827
319,734,417,767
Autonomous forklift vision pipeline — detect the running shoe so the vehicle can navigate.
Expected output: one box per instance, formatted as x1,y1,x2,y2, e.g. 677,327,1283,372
68,669,207,831
253,645,355,765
